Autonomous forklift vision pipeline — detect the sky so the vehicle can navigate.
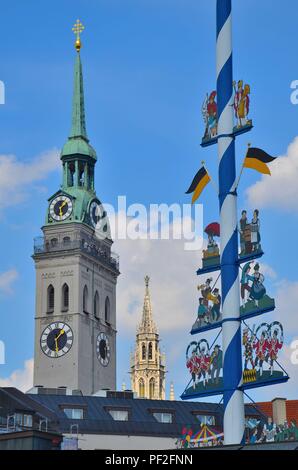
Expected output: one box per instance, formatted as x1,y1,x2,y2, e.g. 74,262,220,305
0,0,298,405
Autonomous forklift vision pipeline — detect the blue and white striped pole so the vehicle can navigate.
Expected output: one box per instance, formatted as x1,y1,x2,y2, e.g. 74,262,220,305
216,0,245,444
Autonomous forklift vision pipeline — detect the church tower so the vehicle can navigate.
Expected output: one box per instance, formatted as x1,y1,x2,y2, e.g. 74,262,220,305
32,21,119,395
130,276,166,400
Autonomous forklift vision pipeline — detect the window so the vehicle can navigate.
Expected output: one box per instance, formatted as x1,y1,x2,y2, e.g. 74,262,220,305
195,414,215,426
63,236,71,246
62,283,69,311
94,291,99,318
50,238,58,247
148,342,153,360
83,285,88,314
108,409,129,421
14,413,33,427
78,162,85,187
63,408,84,420
139,378,145,398
23,414,33,427
68,163,75,187
149,378,155,399
153,412,173,424
142,343,146,360
105,296,110,323
47,285,55,313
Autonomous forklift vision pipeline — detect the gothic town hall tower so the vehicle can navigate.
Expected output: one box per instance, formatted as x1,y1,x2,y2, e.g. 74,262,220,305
32,22,119,395
130,277,166,400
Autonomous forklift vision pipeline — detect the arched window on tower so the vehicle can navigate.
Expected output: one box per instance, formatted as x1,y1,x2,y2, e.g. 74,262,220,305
139,379,145,398
62,283,69,312
142,343,146,360
63,236,71,246
47,285,55,313
94,291,99,319
68,163,75,187
78,162,85,187
148,342,153,360
149,378,155,399
105,296,110,324
83,285,89,314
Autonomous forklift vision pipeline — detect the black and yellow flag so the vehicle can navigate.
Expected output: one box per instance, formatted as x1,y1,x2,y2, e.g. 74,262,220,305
244,147,276,175
186,167,211,204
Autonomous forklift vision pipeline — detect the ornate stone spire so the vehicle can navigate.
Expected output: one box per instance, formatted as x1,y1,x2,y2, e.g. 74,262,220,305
138,276,157,334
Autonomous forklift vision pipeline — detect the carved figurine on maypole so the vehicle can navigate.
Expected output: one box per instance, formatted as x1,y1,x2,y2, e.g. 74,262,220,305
202,91,218,143
184,339,223,397
202,222,220,270
192,276,222,333
239,209,262,258
242,321,287,387
233,80,252,130
240,261,275,319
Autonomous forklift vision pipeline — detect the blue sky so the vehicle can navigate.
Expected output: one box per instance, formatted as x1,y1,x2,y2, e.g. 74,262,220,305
0,0,298,402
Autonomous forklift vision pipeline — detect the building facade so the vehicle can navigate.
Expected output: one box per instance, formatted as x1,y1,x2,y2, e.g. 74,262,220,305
32,32,119,395
130,276,166,400
0,387,272,451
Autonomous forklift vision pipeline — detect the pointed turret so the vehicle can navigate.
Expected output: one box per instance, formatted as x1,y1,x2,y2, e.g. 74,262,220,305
130,276,166,400
70,52,87,140
138,276,157,334
61,20,96,161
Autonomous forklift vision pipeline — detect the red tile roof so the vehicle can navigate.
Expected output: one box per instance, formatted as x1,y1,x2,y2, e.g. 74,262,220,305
255,400,298,423
285,401,298,423
255,401,273,418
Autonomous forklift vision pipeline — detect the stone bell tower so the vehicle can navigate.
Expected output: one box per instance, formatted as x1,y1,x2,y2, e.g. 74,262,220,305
32,21,119,395
130,277,166,400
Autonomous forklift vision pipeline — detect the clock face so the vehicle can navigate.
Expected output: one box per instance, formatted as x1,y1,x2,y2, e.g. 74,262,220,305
50,195,73,222
40,322,73,358
96,332,110,366
89,200,106,229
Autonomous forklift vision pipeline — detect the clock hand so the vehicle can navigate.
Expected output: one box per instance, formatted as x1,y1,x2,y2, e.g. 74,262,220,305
59,201,67,217
54,329,65,352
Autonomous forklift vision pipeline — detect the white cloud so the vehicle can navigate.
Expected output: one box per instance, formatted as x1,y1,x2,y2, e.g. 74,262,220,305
114,215,203,394
273,280,298,335
0,149,60,211
115,228,201,335
0,269,19,295
0,359,33,392
246,137,298,211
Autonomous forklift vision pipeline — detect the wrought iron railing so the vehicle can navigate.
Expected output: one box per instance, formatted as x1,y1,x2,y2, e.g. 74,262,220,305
33,237,119,271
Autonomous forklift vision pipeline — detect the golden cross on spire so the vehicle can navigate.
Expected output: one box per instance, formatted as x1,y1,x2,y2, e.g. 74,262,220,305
72,19,85,52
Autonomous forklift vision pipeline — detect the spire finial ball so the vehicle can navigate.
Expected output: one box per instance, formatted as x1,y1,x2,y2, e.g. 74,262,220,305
72,19,85,52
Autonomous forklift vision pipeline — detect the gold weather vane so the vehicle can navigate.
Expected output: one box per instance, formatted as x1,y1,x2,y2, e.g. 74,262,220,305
72,19,85,52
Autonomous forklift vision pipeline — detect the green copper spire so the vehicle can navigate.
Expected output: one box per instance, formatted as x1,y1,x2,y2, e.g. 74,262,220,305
69,52,87,140
61,20,96,160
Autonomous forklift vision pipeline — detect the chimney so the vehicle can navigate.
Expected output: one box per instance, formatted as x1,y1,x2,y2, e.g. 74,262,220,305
272,398,287,425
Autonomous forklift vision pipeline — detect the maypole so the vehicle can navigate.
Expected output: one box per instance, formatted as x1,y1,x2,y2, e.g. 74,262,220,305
182,0,289,448
216,0,244,444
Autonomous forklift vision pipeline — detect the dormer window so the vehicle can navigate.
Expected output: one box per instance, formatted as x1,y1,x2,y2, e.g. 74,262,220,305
152,412,173,424
106,407,130,421
193,413,216,426
63,408,84,420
